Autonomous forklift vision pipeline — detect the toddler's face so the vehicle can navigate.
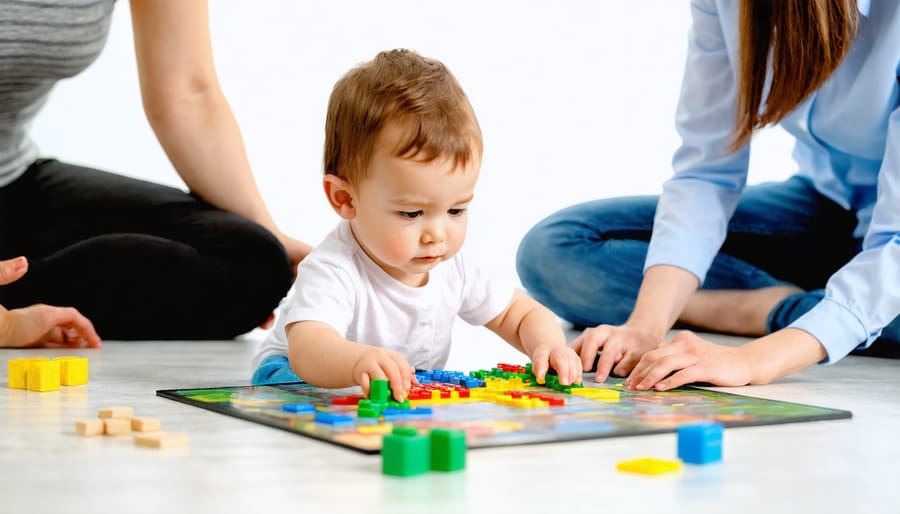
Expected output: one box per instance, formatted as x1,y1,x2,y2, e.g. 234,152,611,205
349,137,480,287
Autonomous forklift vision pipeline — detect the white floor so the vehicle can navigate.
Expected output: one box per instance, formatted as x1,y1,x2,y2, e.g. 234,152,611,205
1,330,898,514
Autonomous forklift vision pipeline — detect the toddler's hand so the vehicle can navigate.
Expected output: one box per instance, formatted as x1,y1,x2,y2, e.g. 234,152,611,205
531,343,583,386
352,347,415,402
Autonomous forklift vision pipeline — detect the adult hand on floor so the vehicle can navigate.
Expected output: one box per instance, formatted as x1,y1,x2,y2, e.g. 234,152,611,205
0,257,102,348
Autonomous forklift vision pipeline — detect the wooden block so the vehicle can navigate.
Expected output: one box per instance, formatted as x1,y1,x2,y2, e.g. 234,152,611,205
103,418,132,436
75,419,104,436
131,416,161,432
98,406,133,419
134,432,189,449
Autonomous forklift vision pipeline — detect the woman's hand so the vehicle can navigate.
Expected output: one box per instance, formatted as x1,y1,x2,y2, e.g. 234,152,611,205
571,324,662,382
0,257,101,349
623,331,754,391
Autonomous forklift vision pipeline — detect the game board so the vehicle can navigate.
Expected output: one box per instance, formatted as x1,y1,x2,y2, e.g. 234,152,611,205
157,365,851,454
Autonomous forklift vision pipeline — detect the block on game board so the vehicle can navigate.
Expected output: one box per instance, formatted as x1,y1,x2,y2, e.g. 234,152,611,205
131,417,161,432
98,406,133,419
56,356,89,386
27,359,60,392
677,422,723,464
103,418,132,436
616,457,682,476
134,432,190,449
429,428,466,472
382,427,430,477
369,378,390,404
75,418,104,436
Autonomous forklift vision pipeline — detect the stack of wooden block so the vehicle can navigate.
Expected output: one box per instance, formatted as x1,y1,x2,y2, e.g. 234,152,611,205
75,406,189,449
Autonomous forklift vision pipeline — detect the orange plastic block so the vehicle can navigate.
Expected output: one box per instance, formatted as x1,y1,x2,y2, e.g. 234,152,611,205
75,419,104,436
98,406,133,419
56,356,89,386
131,417,161,432
616,457,682,476
27,360,60,392
134,432,189,449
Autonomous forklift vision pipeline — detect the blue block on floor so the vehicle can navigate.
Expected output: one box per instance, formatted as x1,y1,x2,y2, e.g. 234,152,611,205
677,422,723,464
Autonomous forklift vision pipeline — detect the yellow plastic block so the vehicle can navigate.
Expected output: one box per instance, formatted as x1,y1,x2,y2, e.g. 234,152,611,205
98,406,133,419
56,356,89,386
131,417,161,432
616,457,682,476
27,360,60,392
134,432,189,449
358,423,393,435
7,358,33,389
572,387,621,402
75,419,104,436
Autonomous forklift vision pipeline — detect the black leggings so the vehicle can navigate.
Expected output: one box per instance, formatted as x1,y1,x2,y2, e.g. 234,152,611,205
0,159,293,340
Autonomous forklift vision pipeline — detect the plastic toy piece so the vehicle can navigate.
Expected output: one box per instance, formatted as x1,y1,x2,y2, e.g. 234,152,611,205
131,417,161,432
103,418,132,436
369,379,390,404
7,358,44,389
314,412,354,426
56,356,89,386
283,403,316,414
677,422,723,464
134,432,190,449
75,419,104,436
429,428,466,472
382,426,430,477
26,360,60,392
616,457,682,476
98,407,133,419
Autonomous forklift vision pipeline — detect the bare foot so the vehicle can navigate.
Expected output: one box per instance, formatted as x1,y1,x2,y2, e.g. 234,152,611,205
679,286,803,336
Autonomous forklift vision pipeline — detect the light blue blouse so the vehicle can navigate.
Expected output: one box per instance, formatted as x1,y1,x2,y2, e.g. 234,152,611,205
645,0,899,363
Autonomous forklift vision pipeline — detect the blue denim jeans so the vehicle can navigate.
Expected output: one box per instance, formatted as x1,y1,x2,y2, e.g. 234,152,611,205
516,176,899,353
251,355,302,385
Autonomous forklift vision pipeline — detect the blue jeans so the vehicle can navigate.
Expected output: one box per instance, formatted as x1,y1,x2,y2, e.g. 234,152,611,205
251,355,302,385
516,176,899,353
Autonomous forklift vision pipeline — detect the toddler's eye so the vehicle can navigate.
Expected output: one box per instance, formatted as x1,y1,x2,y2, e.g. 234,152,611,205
399,211,423,219
448,208,466,216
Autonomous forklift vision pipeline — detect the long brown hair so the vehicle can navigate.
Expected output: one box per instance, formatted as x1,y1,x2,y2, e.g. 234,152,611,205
730,0,859,150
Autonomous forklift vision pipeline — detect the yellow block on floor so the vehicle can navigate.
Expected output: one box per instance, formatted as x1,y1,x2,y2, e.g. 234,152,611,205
616,457,682,476
27,360,60,392
56,356,89,386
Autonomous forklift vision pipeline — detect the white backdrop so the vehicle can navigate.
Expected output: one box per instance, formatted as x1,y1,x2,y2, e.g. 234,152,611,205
29,1,796,366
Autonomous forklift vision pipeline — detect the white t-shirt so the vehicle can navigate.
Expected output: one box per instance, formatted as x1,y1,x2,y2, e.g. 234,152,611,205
253,221,511,371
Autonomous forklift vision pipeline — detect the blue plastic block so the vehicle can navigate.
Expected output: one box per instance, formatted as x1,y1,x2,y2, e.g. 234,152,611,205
314,411,354,426
282,403,316,413
677,422,723,464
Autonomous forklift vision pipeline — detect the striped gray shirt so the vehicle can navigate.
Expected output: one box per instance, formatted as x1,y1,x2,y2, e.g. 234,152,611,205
0,0,115,186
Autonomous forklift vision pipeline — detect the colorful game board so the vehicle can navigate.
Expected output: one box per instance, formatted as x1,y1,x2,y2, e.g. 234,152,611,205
157,364,851,454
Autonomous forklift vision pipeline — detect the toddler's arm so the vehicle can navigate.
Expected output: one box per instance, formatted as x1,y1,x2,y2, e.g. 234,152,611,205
485,290,583,385
287,321,414,401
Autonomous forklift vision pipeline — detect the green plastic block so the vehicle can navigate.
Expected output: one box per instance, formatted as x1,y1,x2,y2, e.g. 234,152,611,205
392,426,419,437
369,379,390,403
430,429,466,472
357,407,379,418
382,432,430,477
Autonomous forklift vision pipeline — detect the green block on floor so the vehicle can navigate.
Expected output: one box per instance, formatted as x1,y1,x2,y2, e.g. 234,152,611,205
382,429,430,477
430,428,466,472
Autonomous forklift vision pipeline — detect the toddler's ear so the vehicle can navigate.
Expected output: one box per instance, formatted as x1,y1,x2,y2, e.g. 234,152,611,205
323,174,356,219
